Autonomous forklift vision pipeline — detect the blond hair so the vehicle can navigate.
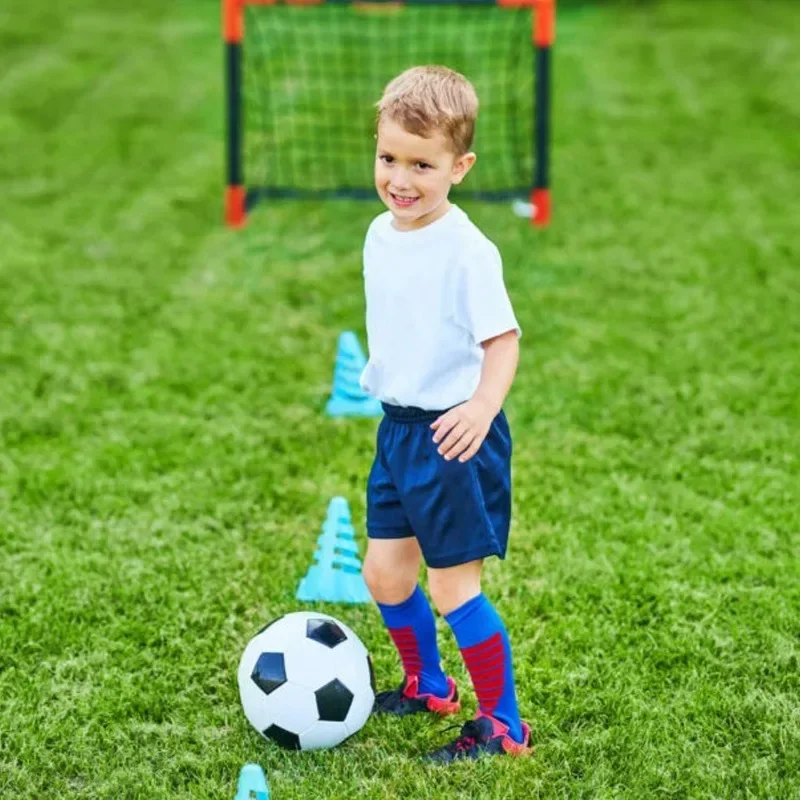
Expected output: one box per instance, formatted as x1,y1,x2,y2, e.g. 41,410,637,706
376,65,479,155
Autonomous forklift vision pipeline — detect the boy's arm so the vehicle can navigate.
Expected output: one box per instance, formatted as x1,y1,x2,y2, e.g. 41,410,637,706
431,329,519,463
472,330,520,414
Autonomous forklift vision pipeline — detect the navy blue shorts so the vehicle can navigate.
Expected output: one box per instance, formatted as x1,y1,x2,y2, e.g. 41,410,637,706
366,403,512,569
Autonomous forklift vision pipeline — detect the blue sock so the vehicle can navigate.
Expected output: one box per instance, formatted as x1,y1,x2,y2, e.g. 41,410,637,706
445,593,524,743
376,585,450,698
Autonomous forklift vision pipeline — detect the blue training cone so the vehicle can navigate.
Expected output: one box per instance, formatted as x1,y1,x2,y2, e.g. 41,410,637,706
325,331,382,417
234,763,269,800
296,497,373,604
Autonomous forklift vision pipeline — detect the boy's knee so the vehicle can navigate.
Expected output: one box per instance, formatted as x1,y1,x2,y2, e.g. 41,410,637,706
363,555,417,605
428,583,466,617
427,563,483,617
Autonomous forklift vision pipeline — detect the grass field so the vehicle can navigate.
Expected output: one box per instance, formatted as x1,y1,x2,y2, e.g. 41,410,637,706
1,1,799,798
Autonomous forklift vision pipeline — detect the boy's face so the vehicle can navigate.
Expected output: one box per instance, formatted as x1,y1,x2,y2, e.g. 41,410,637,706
375,117,476,231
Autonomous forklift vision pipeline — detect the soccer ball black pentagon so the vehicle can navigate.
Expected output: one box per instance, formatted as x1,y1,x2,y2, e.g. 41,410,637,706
238,611,375,751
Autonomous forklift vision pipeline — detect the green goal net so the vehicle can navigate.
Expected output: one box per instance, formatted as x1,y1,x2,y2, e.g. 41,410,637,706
224,0,553,226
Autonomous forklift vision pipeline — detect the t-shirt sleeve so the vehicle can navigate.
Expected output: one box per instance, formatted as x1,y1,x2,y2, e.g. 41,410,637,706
456,239,521,344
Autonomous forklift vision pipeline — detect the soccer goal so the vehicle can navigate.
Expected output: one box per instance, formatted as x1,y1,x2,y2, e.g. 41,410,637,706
223,0,554,227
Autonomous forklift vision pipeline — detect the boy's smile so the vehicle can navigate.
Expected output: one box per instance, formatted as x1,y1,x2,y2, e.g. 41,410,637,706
388,193,419,209
375,118,475,231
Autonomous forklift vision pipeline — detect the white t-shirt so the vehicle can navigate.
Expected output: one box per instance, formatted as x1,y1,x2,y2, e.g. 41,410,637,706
360,205,521,410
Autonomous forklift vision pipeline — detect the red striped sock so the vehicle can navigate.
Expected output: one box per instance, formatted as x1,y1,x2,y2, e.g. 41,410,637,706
461,631,505,714
445,593,525,743
376,585,450,697
388,626,423,676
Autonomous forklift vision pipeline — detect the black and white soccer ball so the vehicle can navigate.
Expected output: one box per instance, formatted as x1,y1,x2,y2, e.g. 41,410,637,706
237,611,375,751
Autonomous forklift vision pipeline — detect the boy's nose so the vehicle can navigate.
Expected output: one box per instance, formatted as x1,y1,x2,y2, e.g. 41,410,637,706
390,169,411,189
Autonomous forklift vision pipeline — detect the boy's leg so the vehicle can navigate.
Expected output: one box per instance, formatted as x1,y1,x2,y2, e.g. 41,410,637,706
366,415,459,715
429,560,530,755
364,538,455,704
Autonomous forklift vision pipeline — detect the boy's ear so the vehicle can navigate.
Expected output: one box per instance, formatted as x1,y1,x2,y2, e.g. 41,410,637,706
451,152,477,185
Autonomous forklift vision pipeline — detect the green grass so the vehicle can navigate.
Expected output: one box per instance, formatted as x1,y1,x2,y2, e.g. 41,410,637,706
1,0,799,798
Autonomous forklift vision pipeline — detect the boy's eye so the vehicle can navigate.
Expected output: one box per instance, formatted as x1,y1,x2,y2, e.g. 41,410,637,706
380,155,394,164
417,162,431,170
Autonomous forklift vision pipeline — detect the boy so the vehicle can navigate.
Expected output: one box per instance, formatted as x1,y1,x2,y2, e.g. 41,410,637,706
360,65,532,763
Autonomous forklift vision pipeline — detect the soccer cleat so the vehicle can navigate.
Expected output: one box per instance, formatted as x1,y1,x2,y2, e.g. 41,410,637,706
423,713,533,764
372,674,461,717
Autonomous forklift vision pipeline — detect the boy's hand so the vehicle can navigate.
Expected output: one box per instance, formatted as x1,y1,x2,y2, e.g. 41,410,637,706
430,397,497,463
